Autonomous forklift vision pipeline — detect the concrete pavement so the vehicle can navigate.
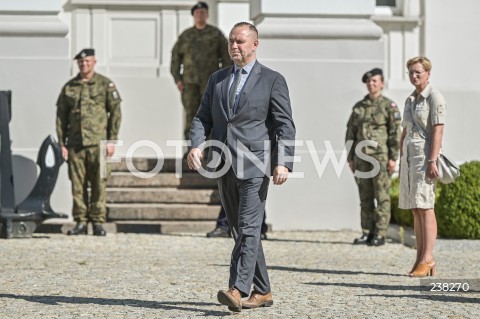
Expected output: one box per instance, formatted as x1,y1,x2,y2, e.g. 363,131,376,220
0,230,479,318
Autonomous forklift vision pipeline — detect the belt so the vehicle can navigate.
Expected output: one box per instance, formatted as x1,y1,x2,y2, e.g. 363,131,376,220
407,130,424,139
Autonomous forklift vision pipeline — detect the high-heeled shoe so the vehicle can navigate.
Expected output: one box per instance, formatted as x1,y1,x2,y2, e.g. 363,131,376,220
409,260,436,277
408,261,419,276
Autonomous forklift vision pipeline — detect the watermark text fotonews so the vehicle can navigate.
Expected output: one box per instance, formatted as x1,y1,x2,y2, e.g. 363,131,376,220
100,139,383,179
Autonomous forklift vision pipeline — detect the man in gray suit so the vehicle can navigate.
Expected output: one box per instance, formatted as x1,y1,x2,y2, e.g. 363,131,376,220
187,22,295,312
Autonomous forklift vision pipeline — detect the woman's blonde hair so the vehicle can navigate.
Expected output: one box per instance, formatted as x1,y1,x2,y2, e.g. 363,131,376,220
406,56,432,71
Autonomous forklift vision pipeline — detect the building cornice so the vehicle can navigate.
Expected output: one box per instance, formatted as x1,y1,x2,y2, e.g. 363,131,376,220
0,15,68,37
257,18,383,40
71,0,195,7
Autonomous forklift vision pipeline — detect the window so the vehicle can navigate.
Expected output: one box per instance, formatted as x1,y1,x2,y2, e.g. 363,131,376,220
376,0,396,6
375,0,398,16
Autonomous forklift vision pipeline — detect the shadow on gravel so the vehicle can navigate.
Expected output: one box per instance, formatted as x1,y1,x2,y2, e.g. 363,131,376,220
161,233,207,238
269,265,404,277
362,293,480,304
265,238,350,245
307,282,423,292
0,294,229,316
308,282,480,303
30,235,52,239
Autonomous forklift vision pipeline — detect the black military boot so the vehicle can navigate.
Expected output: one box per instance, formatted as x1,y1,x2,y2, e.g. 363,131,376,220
353,232,373,245
67,223,88,236
260,232,268,240
93,223,107,236
206,227,230,238
368,235,386,246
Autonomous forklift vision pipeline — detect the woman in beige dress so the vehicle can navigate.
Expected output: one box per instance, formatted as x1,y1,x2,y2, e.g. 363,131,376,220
399,56,446,277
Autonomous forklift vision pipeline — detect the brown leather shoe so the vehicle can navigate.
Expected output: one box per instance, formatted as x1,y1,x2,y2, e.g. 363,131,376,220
242,291,273,309
217,287,242,312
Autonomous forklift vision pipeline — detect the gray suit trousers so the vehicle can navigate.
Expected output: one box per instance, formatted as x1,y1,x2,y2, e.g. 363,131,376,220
217,168,271,297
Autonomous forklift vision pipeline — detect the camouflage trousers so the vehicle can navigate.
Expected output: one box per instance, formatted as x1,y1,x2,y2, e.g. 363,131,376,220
181,82,206,140
354,154,391,237
68,145,109,224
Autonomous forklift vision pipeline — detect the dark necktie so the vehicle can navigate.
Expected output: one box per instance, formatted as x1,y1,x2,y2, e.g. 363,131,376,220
229,67,242,117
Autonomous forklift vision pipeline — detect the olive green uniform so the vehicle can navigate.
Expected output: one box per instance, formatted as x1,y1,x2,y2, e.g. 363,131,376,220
56,73,121,223
346,95,401,237
170,24,232,139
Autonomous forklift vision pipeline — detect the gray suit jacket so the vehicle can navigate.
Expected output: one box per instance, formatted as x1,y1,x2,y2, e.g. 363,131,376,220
190,61,296,179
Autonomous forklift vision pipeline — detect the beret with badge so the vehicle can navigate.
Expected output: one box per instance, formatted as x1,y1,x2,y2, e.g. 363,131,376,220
191,1,208,15
362,68,383,83
74,48,95,60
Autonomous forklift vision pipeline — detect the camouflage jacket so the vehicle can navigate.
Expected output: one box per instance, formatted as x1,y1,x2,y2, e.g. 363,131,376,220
346,94,401,161
56,73,122,147
170,24,231,86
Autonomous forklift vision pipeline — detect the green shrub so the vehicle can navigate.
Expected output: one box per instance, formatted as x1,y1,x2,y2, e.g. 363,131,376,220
390,176,413,227
436,161,480,239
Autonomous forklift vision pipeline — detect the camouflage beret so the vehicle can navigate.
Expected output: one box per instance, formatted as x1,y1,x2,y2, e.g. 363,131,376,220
74,48,95,60
191,1,208,15
362,68,383,83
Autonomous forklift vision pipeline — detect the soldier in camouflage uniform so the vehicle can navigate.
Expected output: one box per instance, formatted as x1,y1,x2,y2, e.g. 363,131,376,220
56,48,122,236
170,1,232,140
345,68,401,246
171,2,233,239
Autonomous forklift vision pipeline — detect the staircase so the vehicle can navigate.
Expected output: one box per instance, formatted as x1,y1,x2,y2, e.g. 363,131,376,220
105,158,221,234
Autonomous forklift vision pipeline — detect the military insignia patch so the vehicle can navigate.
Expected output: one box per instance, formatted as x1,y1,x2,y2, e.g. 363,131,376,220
394,111,401,120
112,91,119,99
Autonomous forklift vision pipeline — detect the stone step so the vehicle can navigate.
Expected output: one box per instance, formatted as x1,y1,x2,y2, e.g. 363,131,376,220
107,203,221,221
35,220,217,234
114,220,217,234
110,158,189,173
106,188,221,204
107,172,217,189
106,158,221,226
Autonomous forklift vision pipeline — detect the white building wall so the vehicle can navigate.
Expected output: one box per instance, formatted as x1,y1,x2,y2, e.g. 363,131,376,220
0,0,71,216
251,0,381,230
378,0,480,164
421,0,480,162
423,0,480,89
3,0,479,229
65,1,196,159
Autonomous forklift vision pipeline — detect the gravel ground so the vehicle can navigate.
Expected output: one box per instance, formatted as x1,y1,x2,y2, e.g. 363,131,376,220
0,231,478,318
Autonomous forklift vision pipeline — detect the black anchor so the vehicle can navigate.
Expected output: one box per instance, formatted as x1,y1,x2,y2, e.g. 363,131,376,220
0,90,67,238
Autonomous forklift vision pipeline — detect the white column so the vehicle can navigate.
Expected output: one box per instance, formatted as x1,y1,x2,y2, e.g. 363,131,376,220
252,0,385,231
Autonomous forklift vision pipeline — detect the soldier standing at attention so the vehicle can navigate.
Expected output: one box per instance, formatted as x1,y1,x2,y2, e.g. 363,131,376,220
170,1,232,140
346,68,401,246
171,1,233,238
56,48,122,236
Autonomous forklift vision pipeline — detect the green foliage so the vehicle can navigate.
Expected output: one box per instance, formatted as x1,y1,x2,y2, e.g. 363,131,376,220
390,177,413,227
390,161,480,239
436,161,480,239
